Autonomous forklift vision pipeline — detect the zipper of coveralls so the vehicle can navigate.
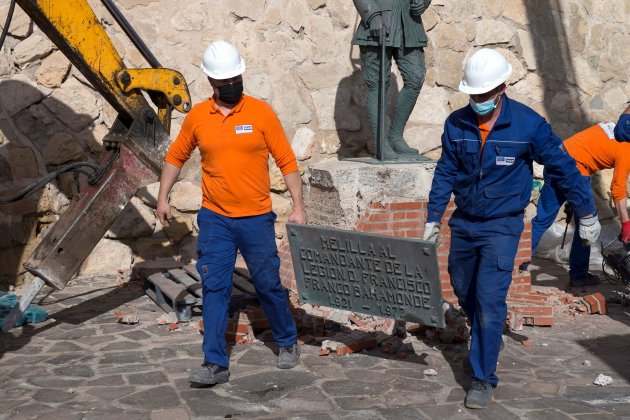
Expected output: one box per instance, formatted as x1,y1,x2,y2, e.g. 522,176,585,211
477,126,485,180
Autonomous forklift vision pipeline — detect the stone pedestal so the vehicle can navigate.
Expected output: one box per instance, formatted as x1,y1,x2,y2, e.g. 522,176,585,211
304,159,437,230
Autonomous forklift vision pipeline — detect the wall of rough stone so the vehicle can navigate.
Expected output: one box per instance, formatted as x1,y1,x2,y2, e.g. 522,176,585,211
0,0,628,287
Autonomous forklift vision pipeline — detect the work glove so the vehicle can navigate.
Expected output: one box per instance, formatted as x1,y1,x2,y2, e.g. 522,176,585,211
620,221,630,244
410,0,429,16
423,222,440,243
368,13,387,40
578,215,601,246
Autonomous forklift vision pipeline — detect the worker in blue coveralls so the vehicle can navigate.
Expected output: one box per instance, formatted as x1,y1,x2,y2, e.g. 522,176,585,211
422,48,601,409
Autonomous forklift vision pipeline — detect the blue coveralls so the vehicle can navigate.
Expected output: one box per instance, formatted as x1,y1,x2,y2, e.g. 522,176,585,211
427,95,595,387
531,170,593,281
196,209,297,368
615,114,630,142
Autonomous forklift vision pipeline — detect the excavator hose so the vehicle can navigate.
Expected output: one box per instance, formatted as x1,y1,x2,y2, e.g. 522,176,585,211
0,148,119,205
0,0,16,50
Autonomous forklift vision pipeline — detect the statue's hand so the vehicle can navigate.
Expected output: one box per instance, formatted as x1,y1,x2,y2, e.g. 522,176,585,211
368,14,385,40
410,0,429,15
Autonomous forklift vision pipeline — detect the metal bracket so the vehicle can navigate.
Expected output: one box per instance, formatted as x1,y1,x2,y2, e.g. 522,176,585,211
115,68,192,113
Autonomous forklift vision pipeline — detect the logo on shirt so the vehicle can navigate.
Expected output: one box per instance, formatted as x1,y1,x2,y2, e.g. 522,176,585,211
598,122,616,139
496,156,515,166
235,124,253,134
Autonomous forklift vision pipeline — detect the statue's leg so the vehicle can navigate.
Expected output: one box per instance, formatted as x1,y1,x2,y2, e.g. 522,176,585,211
389,47,426,154
360,45,399,159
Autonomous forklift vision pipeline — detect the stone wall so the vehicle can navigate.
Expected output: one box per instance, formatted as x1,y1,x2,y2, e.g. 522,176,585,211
1,0,629,287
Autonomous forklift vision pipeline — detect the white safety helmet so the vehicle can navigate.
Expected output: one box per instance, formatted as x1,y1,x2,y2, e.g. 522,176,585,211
201,40,246,80
459,48,512,95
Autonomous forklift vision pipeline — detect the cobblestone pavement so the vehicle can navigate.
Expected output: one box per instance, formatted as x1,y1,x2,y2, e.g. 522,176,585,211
1,258,630,420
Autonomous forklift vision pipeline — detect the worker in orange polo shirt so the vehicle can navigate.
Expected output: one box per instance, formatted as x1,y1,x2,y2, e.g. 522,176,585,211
531,110,630,288
157,40,307,386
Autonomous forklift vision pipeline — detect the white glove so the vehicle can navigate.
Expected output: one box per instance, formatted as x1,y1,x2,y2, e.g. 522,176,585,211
423,222,440,243
578,215,601,245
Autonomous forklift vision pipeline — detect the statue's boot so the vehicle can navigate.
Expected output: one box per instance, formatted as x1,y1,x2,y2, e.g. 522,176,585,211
366,92,400,160
389,86,420,155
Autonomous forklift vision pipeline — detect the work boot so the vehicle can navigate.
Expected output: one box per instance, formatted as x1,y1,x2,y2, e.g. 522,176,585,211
189,363,230,385
277,343,300,369
465,380,494,409
389,136,419,154
569,273,600,288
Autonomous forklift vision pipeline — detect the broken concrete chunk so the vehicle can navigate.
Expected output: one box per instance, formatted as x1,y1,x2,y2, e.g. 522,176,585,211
113,310,139,324
156,312,179,325
423,368,438,376
593,374,613,386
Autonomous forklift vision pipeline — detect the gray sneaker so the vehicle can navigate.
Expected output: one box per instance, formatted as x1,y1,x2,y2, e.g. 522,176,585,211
277,344,300,369
189,363,230,385
465,380,494,409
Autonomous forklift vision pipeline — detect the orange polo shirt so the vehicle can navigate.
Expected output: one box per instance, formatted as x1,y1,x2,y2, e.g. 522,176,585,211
564,123,630,203
164,95,298,217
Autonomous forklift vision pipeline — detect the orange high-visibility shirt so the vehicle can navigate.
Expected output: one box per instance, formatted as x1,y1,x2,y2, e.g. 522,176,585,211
164,95,298,217
564,123,630,203
478,120,491,146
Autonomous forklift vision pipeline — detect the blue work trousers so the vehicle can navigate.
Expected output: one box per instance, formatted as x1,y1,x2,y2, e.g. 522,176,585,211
531,171,591,281
448,212,523,387
196,208,297,368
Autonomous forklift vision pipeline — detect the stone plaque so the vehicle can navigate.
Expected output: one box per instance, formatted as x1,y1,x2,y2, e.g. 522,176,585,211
286,223,444,328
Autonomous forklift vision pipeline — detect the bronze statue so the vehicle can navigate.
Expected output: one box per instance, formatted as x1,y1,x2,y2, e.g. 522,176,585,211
352,0,431,160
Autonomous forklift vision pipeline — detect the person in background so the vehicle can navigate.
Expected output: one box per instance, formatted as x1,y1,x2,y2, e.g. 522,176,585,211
531,108,630,287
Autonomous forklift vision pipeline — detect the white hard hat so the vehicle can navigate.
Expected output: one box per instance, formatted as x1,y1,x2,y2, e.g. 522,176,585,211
459,48,512,95
201,40,246,80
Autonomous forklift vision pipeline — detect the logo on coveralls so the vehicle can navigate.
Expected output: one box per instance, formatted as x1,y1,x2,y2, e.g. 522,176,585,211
235,124,253,134
496,156,515,166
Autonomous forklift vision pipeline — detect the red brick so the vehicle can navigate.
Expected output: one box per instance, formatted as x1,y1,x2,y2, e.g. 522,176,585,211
405,211,423,219
366,212,393,222
532,316,554,326
335,336,378,356
360,222,389,231
387,202,422,210
510,306,553,316
393,221,419,229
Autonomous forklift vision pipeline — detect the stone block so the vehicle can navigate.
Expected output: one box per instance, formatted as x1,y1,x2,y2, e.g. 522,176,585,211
169,181,201,212
0,75,42,116
13,35,54,67
36,50,71,88
107,196,156,239
43,132,84,165
78,238,134,277
42,77,99,132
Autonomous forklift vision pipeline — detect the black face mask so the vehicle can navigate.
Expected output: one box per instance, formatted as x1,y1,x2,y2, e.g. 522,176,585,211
217,81,243,105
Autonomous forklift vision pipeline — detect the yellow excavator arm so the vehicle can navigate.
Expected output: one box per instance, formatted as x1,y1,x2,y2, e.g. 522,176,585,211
2,0,192,331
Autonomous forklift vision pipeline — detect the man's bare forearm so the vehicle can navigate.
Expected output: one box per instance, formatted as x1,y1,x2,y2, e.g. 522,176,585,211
283,170,305,211
158,162,182,205
616,197,629,223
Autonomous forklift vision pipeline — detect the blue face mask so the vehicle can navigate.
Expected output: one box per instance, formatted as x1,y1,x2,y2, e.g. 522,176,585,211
469,92,499,116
